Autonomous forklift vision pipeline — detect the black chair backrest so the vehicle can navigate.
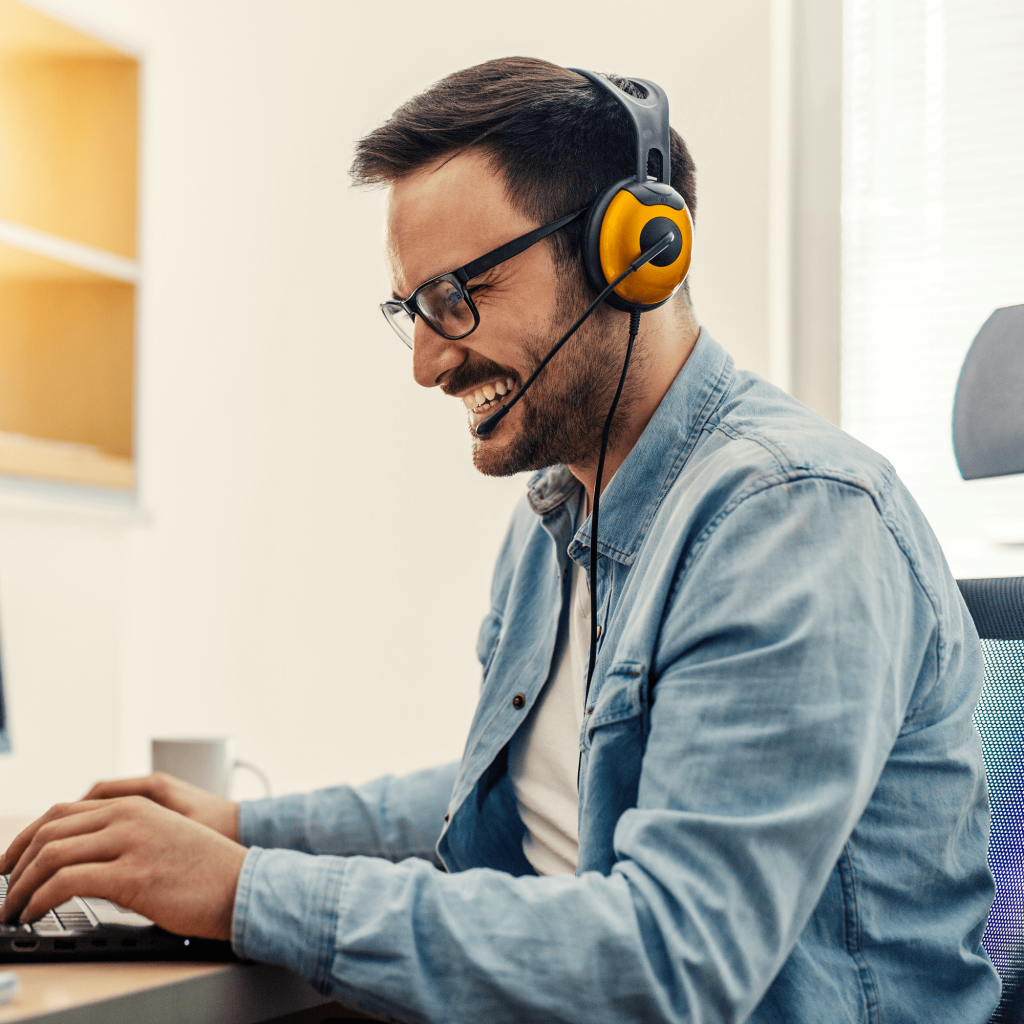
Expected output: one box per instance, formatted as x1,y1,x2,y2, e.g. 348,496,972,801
953,304,1024,480
960,577,1024,1023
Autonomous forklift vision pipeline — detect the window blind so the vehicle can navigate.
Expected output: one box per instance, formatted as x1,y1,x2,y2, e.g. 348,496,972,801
842,0,1024,577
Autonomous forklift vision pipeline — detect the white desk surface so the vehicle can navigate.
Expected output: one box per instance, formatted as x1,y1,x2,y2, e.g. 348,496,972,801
0,816,364,1023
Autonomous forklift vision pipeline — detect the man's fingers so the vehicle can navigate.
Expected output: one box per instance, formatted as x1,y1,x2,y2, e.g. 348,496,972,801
18,862,117,926
83,775,164,802
7,804,114,888
3,831,120,924
7,805,115,890
0,802,91,875
0,820,42,876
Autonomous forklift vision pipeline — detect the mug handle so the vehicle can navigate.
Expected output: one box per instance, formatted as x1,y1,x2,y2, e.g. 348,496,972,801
232,759,272,798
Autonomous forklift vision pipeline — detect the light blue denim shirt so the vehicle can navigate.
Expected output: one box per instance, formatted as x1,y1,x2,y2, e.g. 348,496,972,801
234,330,999,1023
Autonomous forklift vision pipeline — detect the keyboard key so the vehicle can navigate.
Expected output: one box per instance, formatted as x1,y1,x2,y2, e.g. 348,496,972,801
31,911,63,935
56,921,93,933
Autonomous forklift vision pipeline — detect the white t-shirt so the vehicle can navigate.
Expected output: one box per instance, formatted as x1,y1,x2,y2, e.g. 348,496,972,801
509,550,591,875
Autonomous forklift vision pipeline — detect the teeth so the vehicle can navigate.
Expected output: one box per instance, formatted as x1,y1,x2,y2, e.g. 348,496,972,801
460,378,516,413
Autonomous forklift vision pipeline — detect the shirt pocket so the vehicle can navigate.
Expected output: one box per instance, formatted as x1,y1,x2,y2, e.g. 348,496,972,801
476,608,504,683
583,661,648,749
581,663,649,837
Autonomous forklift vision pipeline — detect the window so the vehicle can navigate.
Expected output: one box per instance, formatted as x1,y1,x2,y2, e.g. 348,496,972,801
842,0,1024,577
0,0,138,489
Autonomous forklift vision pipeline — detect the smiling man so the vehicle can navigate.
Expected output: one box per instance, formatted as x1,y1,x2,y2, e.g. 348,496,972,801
0,58,1001,1023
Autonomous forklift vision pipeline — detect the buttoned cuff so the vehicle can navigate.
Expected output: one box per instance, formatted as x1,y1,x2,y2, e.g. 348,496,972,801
231,846,347,991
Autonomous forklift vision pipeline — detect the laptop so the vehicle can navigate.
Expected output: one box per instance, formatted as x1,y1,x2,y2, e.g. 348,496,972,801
0,658,233,962
0,875,235,962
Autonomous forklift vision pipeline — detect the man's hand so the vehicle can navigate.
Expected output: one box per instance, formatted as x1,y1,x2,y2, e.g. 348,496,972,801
82,773,240,841
0,797,247,940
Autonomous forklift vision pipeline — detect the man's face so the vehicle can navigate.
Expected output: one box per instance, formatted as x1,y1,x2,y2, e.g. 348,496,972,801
384,149,629,476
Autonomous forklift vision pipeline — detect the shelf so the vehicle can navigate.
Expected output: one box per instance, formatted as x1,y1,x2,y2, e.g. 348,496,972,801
0,430,133,489
0,261,134,461
0,0,137,257
0,218,138,282
0,1,138,492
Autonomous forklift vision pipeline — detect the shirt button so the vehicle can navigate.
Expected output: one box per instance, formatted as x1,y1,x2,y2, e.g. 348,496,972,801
596,625,602,638
443,813,450,823
512,693,526,710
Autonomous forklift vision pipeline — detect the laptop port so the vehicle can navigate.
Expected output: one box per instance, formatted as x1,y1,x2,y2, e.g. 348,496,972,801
11,938,40,952
53,939,76,951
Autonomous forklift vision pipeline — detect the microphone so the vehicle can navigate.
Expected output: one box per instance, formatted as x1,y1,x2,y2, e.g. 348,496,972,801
474,231,677,437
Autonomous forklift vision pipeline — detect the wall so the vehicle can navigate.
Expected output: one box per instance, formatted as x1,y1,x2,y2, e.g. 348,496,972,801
0,0,818,813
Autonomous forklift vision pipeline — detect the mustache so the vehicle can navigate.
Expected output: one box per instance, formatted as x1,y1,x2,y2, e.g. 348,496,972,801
441,358,521,398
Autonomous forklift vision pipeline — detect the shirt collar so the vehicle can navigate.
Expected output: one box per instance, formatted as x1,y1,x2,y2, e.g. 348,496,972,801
525,327,733,565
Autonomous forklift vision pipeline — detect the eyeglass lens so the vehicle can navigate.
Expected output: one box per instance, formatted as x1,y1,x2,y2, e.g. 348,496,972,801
383,303,416,348
384,276,476,349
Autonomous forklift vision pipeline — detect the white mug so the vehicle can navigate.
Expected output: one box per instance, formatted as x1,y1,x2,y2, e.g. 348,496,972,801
151,738,271,799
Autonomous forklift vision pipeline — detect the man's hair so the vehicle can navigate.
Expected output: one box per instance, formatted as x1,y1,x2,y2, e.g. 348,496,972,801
350,57,697,303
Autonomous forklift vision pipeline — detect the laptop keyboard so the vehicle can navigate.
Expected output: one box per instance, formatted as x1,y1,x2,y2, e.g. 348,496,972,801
0,875,96,934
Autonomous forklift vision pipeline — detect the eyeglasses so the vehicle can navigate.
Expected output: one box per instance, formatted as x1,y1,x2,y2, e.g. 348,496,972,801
380,207,586,349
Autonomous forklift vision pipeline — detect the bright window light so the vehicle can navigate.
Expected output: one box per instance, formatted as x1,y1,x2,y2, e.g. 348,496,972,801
842,0,1024,577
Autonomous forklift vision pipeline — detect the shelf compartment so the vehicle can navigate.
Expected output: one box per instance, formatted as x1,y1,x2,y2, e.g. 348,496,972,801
0,0,138,258
0,1,138,492
0,431,133,490
0,240,134,488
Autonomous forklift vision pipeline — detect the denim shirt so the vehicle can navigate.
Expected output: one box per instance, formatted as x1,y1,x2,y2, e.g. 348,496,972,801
234,330,999,1023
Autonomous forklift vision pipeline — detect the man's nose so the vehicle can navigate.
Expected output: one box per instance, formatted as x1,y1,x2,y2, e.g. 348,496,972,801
411,321,465,388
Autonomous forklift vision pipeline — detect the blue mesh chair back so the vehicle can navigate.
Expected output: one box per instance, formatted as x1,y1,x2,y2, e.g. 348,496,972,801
959,576,1024,1023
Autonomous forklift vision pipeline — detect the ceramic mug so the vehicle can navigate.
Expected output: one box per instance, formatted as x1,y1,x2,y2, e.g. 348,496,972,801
151,738,270,799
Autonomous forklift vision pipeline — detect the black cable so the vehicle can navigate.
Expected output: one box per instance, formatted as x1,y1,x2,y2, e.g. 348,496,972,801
586,308,642,704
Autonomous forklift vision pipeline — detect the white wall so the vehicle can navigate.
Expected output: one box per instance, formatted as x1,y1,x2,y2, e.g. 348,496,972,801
0,0,801,813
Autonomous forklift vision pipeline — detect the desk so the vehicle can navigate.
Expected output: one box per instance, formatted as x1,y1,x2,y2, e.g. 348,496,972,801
0,818,368,1023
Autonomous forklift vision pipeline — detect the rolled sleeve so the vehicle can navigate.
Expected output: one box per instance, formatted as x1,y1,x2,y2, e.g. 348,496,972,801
232,846,348,990
238,761,458,863
239,795,308,850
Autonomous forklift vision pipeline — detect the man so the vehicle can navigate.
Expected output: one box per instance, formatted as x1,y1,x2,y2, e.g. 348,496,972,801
0,58,1000,1022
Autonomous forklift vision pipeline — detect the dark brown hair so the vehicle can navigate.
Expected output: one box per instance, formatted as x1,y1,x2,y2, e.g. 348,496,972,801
350,57,697,298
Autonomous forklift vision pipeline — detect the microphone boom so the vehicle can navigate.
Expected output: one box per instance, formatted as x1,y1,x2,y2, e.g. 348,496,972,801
474,232,676,437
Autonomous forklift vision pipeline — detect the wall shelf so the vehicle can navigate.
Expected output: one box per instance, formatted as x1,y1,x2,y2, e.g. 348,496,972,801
0,430,133,489
0,0,139,491
0,219,138,283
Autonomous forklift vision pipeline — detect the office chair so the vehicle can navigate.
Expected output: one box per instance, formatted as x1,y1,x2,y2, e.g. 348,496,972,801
954,302,1024,1023
962,577,1024,1023
954,304,1024,481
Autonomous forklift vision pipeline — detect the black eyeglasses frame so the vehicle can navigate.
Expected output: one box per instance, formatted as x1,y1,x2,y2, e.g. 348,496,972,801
380,206,587,349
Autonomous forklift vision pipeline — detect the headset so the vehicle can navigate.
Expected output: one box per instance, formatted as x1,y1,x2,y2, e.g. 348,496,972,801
572,68,693,313
475,68,692,702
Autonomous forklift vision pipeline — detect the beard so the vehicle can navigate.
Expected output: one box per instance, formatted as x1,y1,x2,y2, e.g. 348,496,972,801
447,291,641,478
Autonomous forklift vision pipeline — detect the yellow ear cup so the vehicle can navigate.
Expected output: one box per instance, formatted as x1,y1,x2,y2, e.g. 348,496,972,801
599,191,693,307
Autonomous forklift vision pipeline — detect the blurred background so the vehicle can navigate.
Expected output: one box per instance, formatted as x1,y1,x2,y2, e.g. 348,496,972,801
0,0,1020,814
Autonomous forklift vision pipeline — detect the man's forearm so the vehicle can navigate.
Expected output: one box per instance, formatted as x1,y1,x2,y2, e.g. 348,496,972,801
238,761,458,865
232,846,671,1024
